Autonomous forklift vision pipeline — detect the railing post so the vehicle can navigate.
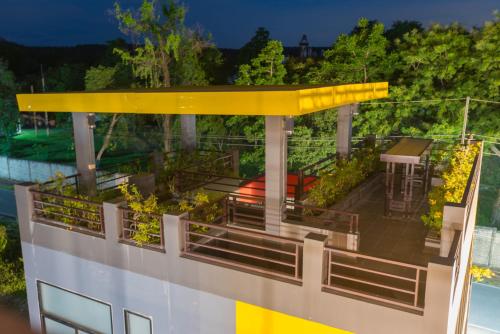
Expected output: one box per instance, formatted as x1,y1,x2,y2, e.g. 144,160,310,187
303,233,328,309
164,213,185,257
296,170,304,202
102,201,121,242
423,260,454,334
440,206,465,257
14,183,37,244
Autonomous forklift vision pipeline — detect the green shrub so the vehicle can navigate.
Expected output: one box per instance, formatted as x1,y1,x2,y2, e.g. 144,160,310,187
422,143,480,232
0,219,25,298
38,172,103,231
307,148,380,208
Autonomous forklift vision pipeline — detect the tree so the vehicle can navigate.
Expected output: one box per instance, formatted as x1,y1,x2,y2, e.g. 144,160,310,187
237,27,270,68
85,63,134,161
114,0,186,152
384,20,423,44
0,59,19,144
229,40,286,175
312,18,389,84
236,40,286,85
363,23,476,136
469,13,500,135
114,0,216,152
46,63,86,92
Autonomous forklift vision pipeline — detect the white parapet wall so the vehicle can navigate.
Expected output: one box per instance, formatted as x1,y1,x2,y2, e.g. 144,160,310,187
14,183,480,334
15,183,432,334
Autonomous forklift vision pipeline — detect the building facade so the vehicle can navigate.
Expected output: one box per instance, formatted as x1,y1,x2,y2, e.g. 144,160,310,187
15,84,479,334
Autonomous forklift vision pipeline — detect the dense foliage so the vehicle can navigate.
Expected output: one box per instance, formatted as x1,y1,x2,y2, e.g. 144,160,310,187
0,219,25,301
307,148,380,208
0,59,18,143
422,143,480,231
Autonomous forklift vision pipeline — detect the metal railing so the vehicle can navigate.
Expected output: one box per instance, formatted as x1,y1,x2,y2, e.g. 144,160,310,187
323,247,427,312
120,207,165,251
31,189,105,237
226,194,265,229
96,171,130,191
175,170,264,193
182,219,303,283
283,202,359,234
450,230,463,302
293,155,335,201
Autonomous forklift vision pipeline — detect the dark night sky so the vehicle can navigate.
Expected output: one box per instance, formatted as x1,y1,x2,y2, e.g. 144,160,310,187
0,0,497,48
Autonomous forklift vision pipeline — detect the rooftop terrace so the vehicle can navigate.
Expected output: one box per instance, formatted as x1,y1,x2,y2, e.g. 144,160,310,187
15,83,481,320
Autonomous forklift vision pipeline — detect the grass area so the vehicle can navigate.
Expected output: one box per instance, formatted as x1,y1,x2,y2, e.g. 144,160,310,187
0,216,27,319
1,128,76,163
0,128,155,166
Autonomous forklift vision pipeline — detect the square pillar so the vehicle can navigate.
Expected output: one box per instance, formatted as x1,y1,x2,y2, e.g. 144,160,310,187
423,261,454,333
265,116,287,234
180,115,196,151
336,104,357,159
72,112,97,196
303,233,328,296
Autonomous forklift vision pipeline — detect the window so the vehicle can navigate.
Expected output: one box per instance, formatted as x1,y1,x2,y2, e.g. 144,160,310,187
125,310,152,334
37,281,112,334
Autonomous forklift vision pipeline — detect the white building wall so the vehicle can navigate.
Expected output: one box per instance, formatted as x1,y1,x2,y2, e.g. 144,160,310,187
22,242,236,334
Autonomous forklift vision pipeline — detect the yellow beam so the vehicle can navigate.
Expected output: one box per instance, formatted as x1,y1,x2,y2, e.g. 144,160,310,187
16,82,388,116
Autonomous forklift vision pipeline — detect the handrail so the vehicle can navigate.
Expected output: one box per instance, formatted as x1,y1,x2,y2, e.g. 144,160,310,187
182,218,303,282
323,246,427,311
283,202,359,234
120,207,165,251
31,190,105,237
31,188,102,205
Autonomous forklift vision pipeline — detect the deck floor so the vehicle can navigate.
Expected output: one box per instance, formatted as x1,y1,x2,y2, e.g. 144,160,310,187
349,176,437,266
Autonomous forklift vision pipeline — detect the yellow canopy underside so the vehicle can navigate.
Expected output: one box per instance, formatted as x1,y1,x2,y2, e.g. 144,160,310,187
16,82,388,116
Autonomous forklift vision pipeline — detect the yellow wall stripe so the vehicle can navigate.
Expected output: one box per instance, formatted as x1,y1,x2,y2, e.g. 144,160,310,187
235,301,353,334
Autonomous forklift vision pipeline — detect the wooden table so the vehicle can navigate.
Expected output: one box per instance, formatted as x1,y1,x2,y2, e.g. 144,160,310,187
380,138,433,215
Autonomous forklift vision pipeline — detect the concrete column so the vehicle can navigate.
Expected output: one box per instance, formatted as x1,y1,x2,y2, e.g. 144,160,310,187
423,261,454,334
265,116,287,234
336,104,357,159
180,115,196,151
72,112,97,196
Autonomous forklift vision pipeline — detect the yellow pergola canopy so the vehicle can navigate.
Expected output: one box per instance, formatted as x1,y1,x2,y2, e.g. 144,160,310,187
16,82,388,116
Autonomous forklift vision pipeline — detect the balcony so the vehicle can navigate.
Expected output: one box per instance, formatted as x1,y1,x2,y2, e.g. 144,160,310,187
21,138,481,317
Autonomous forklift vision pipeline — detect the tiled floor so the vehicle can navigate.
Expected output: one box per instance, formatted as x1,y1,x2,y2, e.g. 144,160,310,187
349,177,437,266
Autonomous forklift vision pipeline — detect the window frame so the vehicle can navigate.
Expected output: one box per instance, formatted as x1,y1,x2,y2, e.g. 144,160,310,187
37,280,113,334
124,309,153,334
